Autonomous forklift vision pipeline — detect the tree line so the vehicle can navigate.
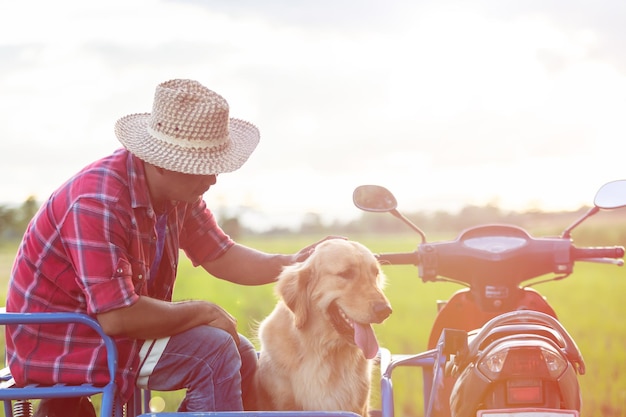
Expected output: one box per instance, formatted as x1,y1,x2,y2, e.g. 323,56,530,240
3,196,626,245
0,196,40,241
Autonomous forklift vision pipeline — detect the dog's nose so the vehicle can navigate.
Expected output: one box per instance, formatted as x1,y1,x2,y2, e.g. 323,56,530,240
373,302,392,323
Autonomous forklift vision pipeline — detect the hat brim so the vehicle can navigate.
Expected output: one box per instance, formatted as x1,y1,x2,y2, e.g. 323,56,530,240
115,113,260,175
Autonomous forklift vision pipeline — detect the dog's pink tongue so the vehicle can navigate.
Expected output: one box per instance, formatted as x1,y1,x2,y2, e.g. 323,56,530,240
354,321,379,359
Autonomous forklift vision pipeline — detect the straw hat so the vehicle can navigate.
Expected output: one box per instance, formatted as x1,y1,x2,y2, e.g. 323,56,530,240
115,79,260,175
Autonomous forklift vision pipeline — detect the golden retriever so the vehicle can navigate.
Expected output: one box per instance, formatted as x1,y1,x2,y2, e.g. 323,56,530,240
253,239,392,416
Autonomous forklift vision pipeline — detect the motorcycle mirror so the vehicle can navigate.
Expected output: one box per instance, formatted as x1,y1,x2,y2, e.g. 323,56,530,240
353,185,427,243
594,179,626,209
352,185,398,212
562,179,626,238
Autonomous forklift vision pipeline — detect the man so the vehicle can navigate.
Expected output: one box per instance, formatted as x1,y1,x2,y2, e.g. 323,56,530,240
6,79,336,413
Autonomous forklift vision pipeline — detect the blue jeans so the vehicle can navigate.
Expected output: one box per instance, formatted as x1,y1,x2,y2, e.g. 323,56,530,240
138,325,257,411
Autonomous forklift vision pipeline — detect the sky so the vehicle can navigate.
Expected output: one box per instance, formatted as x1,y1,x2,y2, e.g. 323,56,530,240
1,0,626,231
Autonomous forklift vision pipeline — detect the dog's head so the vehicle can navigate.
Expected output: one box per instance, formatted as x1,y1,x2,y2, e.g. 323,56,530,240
276,239,392,359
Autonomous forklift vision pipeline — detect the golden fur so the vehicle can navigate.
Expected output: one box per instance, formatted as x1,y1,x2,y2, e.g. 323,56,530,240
252,239,392,416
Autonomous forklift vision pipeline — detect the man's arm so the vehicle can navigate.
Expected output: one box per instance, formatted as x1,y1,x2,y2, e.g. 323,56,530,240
97,296,238,340
201,237,345,285
201,243,294,285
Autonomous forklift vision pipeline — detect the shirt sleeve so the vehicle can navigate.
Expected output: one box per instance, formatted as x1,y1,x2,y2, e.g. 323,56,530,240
60,197,140,315
179,199,235,266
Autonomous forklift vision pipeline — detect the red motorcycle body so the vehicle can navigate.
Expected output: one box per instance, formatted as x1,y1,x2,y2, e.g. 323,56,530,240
427,288,580,417
427,287,557,350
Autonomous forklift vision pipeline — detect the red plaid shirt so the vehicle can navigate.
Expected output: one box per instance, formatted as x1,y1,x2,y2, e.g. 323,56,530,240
5,148,234,403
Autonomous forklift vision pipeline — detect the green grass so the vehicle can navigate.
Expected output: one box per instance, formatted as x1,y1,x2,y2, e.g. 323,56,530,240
1,234,626,416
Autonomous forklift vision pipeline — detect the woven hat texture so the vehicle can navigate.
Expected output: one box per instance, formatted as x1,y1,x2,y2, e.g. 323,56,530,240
115,79,260,175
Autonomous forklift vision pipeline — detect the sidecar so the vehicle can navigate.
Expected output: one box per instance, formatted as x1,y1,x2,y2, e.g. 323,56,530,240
0,309,370,417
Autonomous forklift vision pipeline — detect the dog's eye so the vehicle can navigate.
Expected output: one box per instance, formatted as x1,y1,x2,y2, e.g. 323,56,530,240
338,267,356,279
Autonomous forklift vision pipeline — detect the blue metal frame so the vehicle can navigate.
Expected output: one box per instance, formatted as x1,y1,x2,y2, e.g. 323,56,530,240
379,348,437,417
378,328,453,417
0,311,120,417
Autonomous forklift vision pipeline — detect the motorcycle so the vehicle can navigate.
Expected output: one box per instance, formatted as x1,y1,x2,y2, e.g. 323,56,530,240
352,180,626,417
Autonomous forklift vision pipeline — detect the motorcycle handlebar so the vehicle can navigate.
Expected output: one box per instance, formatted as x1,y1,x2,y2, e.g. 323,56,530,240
376,252,420,265
374,246,625,267
571,246,625,260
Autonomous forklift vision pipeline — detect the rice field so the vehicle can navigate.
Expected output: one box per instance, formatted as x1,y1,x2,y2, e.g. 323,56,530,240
1,234,625,416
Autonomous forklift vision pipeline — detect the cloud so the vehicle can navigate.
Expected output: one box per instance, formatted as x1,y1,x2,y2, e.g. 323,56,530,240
1,0,626,227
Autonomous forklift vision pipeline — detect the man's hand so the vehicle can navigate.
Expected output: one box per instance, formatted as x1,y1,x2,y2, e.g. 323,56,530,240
204,302,239,343
293,235,347,263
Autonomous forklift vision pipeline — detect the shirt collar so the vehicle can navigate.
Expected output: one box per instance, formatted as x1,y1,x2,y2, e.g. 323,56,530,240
124,150,178,217
125,150,152,212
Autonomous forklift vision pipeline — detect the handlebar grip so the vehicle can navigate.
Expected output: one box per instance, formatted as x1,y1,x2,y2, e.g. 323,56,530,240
375,252,420,265
571,246,625,260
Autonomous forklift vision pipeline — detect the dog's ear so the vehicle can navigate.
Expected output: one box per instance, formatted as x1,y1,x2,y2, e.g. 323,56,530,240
276,263,312,329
